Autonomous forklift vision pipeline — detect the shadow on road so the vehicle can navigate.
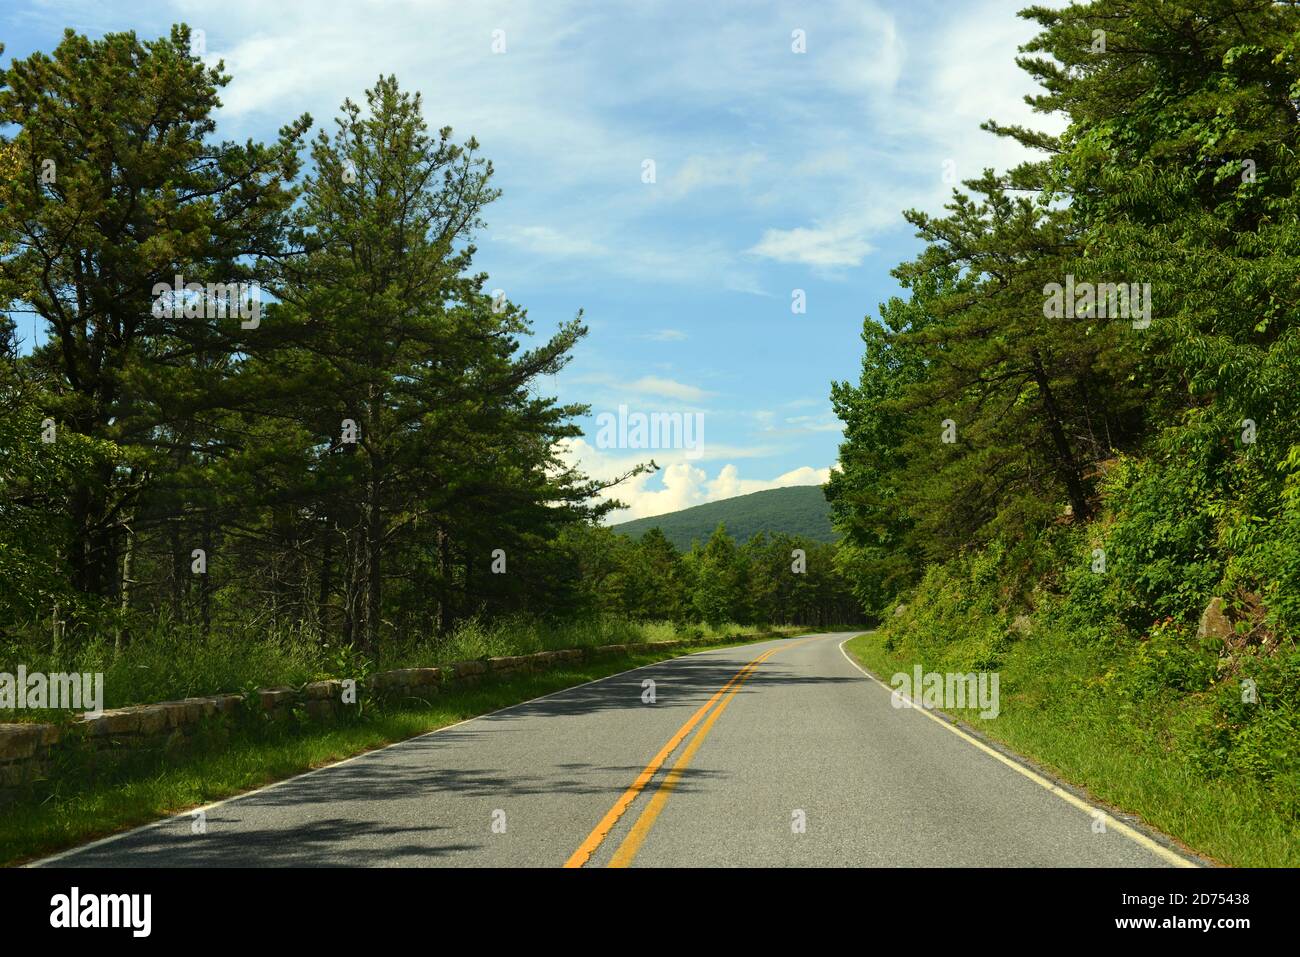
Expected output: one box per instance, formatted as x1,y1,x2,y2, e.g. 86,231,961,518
45,646,854,868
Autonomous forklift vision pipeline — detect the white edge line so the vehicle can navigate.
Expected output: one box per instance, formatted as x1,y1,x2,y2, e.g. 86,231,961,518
836,636,1201,869
28,632,810,868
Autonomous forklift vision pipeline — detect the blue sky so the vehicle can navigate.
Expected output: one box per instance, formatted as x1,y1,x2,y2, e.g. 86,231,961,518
2,0,1056,521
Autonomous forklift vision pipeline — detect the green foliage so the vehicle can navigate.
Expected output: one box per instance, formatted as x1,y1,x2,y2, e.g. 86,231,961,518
1118,619,1218,700
1100,455,1223,627
564,520,862,628
0,31,636,655
0,365,131,626
830,0,1300,829
1192,644,1300,789
686,524,749,628
0,613,778,720
0,25,309,601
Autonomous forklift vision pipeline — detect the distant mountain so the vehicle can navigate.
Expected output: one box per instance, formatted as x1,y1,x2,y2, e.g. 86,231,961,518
610,485,837,550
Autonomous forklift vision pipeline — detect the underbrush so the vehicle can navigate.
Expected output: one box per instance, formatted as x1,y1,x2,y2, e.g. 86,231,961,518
0,615,771,721
859,466,1300,865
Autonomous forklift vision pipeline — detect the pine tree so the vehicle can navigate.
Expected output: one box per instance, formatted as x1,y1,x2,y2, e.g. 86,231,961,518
0,25,309,606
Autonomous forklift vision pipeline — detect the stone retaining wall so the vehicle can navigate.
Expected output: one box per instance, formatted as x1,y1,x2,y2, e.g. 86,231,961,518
0,635,763,801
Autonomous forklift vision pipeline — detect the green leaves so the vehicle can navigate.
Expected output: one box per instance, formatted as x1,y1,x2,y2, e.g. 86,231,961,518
832,0,1300,646
0,33,607,647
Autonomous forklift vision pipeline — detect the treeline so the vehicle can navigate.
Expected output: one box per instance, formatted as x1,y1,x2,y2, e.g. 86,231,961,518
566,524,860,628
0,26,652,651
0,26,856,657
829,0,1300,639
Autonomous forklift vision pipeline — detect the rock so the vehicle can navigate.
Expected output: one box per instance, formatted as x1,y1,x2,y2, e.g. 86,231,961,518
382,667,442,686
1197,597,1234,641
0,724,49,761
210,694,243,715
257,688,297,711
157,696,191,728
446,660,488,678
303,699,337,720
304,680,344,700
79,708,142,737
893,603,908,618
135,705,171,735
1011,614,1033,636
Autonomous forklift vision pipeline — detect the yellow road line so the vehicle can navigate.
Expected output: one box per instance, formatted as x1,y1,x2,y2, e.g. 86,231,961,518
836,638,1199,869
603,634,823,868
562,643,785,868
608,655,763,866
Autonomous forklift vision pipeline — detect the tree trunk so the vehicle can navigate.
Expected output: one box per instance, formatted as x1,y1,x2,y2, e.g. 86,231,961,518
1031,351,1091,521
436,524,451,637
366,475,382,650
170,518,185,621
200,519,212,637
318,519,333,643
115,522,134,655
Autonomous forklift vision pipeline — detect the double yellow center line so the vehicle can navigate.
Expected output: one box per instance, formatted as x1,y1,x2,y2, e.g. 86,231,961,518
564,635,820,868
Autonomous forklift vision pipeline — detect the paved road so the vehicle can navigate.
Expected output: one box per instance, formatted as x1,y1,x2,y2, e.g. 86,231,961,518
36,633,1196,867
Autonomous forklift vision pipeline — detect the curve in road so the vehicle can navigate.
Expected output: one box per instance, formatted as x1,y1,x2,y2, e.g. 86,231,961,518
34,632,1200,868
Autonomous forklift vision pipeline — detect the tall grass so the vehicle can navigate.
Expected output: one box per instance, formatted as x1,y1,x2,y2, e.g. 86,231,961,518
0,615,776,720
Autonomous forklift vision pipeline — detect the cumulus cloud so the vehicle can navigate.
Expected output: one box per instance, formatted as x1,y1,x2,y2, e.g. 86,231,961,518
604,462,832,522
558,437,830,522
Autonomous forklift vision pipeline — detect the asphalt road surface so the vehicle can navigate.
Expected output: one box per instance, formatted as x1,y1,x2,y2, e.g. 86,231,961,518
35,632,1198,868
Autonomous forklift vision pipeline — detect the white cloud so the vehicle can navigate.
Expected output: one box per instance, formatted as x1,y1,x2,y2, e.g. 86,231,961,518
811,0,907,97
660,151,766,200
748,223,875,269
624,376,712,402
642,329,688,342
558,437,829,522
575,373,715,404
604,461,831,522
559,437,775,483
499,224,606,259
746,0,1063,276
150,0,1056,299
754,408,842,436
783,414,842,433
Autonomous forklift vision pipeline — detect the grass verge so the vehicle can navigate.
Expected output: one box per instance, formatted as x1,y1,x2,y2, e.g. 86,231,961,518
3,629,799,867
843,631,1298,867
1,616,778,721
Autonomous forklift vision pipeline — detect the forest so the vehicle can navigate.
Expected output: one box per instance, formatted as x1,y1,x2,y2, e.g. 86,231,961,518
0,26,860,706
829,0,1300,846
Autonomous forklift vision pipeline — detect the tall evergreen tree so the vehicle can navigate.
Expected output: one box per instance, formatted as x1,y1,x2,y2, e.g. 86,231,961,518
0,25,309,607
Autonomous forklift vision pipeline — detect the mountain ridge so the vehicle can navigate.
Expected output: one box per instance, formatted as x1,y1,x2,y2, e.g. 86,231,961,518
609,484,835,550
